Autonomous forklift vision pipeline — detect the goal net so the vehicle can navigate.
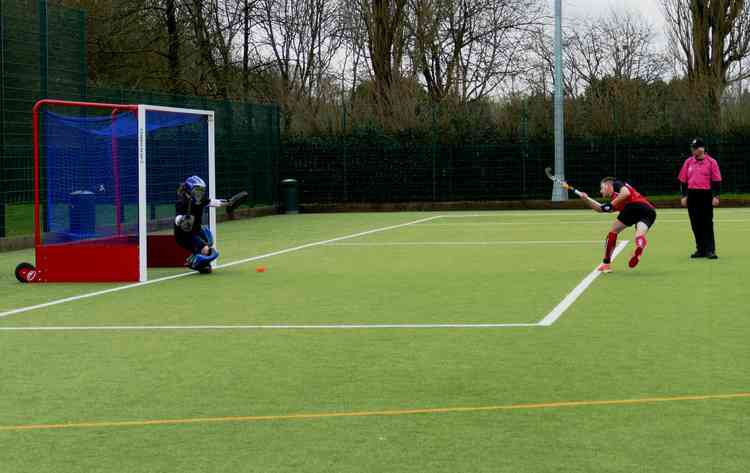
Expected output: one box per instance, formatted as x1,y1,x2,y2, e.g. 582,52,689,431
32,99,216,282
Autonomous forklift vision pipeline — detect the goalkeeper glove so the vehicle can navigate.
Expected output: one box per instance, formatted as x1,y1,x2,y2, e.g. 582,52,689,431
176,215,195,232
209,198,228,208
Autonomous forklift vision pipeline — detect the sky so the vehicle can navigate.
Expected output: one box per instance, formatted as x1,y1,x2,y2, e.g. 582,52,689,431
563,0,667,39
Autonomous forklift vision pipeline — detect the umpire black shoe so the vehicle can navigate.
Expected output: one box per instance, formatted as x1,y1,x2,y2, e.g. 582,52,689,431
690,251,706,258
705,252,718,259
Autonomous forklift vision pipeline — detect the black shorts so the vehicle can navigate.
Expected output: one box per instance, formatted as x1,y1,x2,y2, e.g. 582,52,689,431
617,203,657,228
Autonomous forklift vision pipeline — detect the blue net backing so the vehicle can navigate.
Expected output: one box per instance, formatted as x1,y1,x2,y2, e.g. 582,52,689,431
43,108,209,245
145,111,209,228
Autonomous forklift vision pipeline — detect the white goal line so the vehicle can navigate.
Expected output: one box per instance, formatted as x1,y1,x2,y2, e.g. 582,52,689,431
327,240,601,246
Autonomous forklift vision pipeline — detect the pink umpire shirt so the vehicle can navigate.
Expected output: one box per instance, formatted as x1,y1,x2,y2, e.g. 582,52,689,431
678,154,722,190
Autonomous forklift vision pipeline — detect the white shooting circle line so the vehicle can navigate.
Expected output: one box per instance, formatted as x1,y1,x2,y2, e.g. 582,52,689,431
0,216,442,320
538,240,629,327
0,323,541,332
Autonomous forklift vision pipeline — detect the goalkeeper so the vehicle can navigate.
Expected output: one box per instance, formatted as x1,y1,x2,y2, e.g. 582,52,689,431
174,176,227,273
578,177,657,273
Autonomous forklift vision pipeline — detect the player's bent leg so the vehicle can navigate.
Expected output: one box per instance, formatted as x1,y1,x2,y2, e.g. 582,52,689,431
629,222,650,269
602,226,623,263
599,220,627,273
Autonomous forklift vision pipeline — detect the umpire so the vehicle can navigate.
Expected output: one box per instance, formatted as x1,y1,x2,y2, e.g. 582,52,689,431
678,138,722,259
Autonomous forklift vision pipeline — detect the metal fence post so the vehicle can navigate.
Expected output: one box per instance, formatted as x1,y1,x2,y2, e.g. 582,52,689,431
432,104,437,201
39,0,49,233
0,1,6,238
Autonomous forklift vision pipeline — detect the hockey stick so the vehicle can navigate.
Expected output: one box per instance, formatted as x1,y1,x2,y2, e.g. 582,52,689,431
226,191,249,214
544,167,602,208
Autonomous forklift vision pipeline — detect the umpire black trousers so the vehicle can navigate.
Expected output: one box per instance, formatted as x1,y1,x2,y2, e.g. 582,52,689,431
687,189,716,254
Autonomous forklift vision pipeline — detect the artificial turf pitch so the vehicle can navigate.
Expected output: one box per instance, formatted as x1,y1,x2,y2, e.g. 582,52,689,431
0,209,748,472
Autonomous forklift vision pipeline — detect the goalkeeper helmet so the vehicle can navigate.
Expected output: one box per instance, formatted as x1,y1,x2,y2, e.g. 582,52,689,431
185,175,207,203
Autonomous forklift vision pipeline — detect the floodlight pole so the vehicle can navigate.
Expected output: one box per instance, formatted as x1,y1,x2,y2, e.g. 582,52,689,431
552,0,567,201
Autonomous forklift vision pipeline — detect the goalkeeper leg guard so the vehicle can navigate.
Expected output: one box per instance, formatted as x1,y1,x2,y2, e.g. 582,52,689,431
190,248,219,270
198,226,214,247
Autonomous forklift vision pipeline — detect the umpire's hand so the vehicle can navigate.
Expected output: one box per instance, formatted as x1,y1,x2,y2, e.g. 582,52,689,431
712,197,720,207
681,197,687,207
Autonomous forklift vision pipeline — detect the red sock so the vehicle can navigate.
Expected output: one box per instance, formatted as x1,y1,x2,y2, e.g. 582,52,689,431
635,235,647,249
603,232,618,263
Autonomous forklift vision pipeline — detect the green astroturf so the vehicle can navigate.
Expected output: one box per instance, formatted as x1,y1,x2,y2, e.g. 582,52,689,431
0,209,748,472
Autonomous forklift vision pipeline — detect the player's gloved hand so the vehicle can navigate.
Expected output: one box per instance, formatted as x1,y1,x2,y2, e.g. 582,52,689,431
177,215,195,232
579,192,588,199
601,203,613,213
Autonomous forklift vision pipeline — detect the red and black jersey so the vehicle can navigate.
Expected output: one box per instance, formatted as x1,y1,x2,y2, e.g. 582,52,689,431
611,181,655,211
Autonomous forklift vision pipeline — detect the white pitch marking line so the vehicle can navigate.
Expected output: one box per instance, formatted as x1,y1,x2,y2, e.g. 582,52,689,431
0,216,442,320
439,212,592,218
422,221,617,226
439,209,750,218
0,323,540,332
422,219,750,226
538,240,629,327
327,241,601,246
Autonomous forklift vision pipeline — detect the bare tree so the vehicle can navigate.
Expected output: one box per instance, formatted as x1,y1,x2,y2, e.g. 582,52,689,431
163,0,183,93
255,0,343,131
661,0,750,118
58,0,197,90
566,10,666,89
349,0,409,114
525,8,666,98
182,0,248,98
242,0,260,98
601,10,666,82
525,25,580,96
407,0,543,103
338,1,370,104
563,22,606,91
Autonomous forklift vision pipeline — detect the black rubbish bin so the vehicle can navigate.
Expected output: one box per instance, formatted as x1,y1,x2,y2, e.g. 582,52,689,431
69,190,96,236
281,179,299,214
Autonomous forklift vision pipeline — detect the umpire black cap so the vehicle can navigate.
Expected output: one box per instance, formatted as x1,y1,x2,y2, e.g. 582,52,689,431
691,138,706,149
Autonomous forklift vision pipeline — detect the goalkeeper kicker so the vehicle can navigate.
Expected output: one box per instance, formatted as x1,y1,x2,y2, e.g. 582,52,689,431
174,176,247,273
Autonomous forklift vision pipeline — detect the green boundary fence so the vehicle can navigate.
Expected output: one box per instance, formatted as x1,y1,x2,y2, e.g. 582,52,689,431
279,136,749,204
0,1,279,238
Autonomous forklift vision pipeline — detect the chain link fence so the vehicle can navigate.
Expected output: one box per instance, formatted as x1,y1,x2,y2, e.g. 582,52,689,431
279,135,749,205
0,1,280,238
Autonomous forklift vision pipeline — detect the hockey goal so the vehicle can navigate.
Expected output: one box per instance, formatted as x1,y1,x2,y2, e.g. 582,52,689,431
19,99,216,283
